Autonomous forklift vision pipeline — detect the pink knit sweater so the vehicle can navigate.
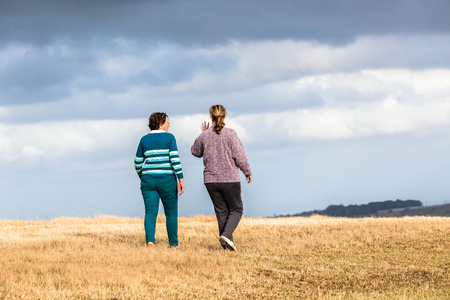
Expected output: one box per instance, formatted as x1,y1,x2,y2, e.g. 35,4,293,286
191,127,251,183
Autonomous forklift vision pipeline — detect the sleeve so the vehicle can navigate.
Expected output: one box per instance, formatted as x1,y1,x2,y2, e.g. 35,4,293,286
169,135,184,179
230,131,252,177
134,138,145,177
191,134,204,158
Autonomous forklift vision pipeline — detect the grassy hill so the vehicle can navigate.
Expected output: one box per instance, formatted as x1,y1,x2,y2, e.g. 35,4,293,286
379,203,450,217
0,215,449,299
277,201,450,218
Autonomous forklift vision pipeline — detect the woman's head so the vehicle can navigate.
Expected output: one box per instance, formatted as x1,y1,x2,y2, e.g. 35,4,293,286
148,112,169,131
209,105,227,134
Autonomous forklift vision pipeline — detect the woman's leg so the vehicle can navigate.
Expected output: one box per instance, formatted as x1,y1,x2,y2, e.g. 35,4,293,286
205,183,229,238
141,179,160,244
217,182,243,242
159,177,179,246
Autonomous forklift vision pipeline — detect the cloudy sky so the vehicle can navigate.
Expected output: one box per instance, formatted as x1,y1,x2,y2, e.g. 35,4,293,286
1,0,450,220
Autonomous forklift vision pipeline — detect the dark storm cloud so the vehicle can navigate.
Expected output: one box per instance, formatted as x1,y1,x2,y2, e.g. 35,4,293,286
1,0,449,46
1,0,450,117
0,44,97,105
0,52,72,104
0,38,235,105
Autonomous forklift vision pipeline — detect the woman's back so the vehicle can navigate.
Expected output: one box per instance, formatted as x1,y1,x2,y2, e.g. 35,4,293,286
191,127,251,183
136,131,183,179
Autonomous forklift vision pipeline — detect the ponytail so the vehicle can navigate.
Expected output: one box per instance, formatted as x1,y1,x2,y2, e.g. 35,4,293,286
209,105,227,134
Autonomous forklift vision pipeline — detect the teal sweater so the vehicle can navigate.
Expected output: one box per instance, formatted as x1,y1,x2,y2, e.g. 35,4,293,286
134,130,184,180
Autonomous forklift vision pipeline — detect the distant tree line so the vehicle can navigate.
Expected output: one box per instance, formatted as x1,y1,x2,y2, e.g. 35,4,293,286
276,199,423,218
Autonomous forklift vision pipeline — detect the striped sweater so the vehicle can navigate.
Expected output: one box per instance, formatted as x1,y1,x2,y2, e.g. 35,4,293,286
134,130,184,179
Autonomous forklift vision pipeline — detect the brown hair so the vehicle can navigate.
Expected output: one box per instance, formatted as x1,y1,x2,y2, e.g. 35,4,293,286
209,105,227,134
148,112,168,130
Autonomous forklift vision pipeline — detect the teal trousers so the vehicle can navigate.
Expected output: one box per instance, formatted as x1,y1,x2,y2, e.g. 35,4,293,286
140,177,178,246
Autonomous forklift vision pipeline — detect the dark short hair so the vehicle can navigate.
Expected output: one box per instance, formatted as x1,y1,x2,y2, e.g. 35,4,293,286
148,112,168,130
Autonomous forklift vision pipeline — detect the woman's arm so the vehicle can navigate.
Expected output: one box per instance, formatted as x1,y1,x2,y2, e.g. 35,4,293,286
168,135,185,196
230,131,252,182
168,135,184,180
191,135,204,157
191,122,209,157
134,139,145,179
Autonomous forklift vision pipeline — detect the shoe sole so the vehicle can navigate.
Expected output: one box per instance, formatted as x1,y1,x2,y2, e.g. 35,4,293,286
219,236,237,251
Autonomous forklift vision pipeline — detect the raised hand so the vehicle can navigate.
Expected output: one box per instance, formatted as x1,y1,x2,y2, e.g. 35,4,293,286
201,121,210,132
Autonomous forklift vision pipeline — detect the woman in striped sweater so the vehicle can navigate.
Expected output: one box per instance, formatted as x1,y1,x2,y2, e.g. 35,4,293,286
135,112,185,248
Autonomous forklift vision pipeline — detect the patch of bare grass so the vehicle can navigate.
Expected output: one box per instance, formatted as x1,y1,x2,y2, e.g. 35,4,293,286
0,215,449,299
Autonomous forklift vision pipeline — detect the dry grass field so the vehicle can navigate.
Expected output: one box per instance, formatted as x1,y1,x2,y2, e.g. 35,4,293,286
0,215,449,299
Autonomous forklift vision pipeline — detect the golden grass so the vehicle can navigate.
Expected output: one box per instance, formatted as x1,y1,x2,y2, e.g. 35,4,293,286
0,215,449,299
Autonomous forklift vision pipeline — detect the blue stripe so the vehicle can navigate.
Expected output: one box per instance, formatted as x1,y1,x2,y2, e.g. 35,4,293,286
143,165,172,170
142,170,174,175
143,163,171,168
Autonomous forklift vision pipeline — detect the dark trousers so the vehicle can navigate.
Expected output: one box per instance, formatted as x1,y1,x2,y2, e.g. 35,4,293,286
205,182,243,242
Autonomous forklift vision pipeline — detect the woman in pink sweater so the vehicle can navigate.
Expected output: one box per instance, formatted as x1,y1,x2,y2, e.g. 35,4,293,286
191,105,252,251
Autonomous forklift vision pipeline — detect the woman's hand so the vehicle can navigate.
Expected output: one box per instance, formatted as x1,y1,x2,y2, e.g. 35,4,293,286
178,179,185,196
246,175,252,184
201,121,210,132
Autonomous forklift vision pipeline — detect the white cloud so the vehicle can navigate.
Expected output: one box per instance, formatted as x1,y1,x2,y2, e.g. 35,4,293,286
362,69,450,96
229,68,450,143
168,34,450,95
295,68,450,106
2,67,450,169
168,113,209,147
0,119,147,168
294,97,449,140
